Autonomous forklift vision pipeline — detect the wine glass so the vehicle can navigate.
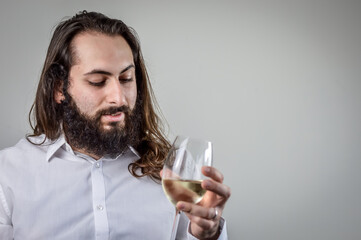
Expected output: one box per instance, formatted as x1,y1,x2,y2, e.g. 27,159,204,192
162,135,213,240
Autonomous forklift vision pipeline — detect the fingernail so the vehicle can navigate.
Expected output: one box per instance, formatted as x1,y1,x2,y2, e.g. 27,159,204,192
204,166,211,173
178,203,185,210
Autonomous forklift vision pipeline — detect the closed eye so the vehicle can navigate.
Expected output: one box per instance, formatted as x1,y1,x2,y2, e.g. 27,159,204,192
119,78,133,83
88,80,106,87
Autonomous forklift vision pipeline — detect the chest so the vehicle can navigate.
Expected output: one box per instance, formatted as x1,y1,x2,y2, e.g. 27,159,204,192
10,158,176,240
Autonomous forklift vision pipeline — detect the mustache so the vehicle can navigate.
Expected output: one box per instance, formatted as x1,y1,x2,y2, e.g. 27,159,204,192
97,106,131,116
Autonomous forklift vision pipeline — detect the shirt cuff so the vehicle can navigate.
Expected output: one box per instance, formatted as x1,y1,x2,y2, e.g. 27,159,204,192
186,217,228,240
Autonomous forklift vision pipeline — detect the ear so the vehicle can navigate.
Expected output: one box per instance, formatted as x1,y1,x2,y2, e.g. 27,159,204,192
49,63,68,104
54,81,65,104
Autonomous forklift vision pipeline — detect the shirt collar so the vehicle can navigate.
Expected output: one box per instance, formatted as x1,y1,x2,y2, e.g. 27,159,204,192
46,134,67,162
128,146,140,159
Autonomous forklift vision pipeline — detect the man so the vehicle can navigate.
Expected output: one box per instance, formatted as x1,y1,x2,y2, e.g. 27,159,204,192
0,11,230,239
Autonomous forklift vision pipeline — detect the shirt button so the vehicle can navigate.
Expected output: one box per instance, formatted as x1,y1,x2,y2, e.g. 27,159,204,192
97,205,104,211
95,162,100,168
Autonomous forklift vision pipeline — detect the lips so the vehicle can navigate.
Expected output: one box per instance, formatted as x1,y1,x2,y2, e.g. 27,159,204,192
102,112,124,122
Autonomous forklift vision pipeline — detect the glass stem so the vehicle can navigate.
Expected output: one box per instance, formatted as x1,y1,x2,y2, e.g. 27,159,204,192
170,209,181,240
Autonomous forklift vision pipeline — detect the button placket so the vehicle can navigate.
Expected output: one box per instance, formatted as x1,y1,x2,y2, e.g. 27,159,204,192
91,160,109,239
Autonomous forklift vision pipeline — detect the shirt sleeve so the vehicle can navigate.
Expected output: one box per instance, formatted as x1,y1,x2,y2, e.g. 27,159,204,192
186,217,228,240
0,184,13,240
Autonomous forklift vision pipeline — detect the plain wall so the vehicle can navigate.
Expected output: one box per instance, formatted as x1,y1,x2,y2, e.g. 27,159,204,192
1,0,361,239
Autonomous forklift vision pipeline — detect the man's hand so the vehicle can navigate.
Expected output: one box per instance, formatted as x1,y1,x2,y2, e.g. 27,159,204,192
176,166,231,239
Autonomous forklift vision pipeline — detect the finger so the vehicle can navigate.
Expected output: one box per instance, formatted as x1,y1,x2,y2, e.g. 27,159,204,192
177,201,219,220
202,166,224,183
202,179,231,200
184,213,219,232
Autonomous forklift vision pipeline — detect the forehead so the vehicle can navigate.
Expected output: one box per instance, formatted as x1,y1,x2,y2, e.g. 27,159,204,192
70,31,134,67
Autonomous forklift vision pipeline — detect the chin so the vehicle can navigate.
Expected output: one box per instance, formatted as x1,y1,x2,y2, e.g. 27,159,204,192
102,122,124,131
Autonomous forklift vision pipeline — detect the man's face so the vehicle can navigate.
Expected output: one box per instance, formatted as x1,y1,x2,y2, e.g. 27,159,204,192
66,32,137,130
55,32,141,157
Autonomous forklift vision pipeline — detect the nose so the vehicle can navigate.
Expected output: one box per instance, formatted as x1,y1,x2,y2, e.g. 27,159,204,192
105,79,126,106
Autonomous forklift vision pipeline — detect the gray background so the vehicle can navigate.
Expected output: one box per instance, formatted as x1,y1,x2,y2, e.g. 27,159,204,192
1,0,361,239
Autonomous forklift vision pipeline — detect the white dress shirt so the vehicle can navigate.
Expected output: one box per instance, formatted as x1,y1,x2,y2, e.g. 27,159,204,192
0,135,227,240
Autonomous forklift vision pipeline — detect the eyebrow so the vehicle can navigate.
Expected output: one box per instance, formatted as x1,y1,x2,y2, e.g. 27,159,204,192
84,64,135,76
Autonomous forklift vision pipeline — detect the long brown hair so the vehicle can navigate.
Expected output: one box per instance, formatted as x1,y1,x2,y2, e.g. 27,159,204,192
28,11,170,181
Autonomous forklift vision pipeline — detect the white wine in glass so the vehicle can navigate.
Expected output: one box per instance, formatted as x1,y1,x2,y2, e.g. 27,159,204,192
162,136,213,240
162,179,206,205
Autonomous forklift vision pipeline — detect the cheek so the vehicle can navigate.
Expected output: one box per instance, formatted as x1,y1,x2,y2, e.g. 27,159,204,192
77,97,97,115
127,84,138,109
69,90,100,116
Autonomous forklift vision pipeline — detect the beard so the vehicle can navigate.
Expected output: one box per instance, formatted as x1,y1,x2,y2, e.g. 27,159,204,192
61,91,142,158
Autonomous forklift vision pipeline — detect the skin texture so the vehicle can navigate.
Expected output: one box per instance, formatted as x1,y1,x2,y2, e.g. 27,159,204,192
55,32,137,158
56,32,137,129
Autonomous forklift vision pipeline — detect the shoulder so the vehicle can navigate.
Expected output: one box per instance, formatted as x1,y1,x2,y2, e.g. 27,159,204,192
0,135,52,167
1,135,47,155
